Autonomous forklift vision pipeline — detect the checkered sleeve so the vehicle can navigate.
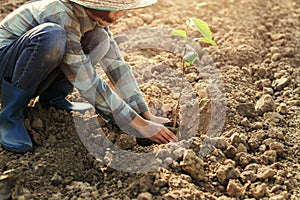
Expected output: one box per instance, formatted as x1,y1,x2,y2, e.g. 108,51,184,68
62,27,138,125
99,28,149,115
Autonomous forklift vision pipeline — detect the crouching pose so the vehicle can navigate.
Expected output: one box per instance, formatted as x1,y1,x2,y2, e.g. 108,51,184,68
0,0,177,153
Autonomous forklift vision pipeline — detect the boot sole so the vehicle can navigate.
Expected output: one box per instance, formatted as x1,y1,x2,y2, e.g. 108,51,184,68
2,143,33,154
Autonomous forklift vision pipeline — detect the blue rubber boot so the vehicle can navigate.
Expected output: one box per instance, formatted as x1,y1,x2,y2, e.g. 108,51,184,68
39,80,93,113
0,80,33,153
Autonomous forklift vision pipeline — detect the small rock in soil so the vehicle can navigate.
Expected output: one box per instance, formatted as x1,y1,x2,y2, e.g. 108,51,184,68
186,72,198,82
271,53,282,61
224,145,238,159
241,170,257,183
230,133,242,146
216,164,240,185
269,191,289,200
277,103,288,114
255,94,275,115
236,103,256,118
263,112,285,124
237,143,247,153
268,128,285,140
180,150,205,181
50,172,62,186
226,179,244,198
0,169,20,200
269,141,285,157
31,117,43,130
263,87,274,95
138,192,153,200
12,187,31,200
260,150,277,164
115,134,137,150
252,121,264,130
272,77,290,91
236,152,252,167
214,137,229,151
250,183,267,199
240,117,251,127
248,130,266,152
143,69,152,80
255,79,272,89
257,167,277,180
31,129,43,145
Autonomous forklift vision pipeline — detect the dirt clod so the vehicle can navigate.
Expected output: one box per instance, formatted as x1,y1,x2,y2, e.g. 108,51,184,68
180,150,205,181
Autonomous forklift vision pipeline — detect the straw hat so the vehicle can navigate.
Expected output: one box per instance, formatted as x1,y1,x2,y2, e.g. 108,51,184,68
69,0,158,11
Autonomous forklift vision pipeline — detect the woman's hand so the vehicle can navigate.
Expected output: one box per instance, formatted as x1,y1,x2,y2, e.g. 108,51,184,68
142,111,170,124
150,125,178,144
130,114,177,144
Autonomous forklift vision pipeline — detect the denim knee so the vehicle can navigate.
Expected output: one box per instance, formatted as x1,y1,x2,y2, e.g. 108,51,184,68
35,23,67,64
5,23,68,93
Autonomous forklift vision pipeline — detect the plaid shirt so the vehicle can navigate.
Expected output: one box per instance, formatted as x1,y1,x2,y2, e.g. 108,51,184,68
0,0,146,123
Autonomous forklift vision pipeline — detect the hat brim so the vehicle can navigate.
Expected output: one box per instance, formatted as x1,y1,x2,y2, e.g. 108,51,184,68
70,0,158,11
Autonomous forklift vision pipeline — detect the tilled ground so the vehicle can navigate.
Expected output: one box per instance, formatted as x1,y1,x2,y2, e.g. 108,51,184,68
0,0,300,199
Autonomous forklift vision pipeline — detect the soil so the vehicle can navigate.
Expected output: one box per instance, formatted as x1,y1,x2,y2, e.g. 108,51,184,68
1,0,300,199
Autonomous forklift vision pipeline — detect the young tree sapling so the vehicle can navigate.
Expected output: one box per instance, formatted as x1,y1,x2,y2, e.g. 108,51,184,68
171,18,217,130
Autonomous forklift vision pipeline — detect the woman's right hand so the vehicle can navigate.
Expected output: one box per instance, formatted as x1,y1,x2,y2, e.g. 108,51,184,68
130,115,177,144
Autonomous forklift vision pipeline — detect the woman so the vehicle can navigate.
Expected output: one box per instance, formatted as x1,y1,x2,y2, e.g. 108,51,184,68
0,0,177,153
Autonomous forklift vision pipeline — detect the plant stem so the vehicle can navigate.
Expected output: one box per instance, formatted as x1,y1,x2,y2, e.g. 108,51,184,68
173,58,186,133
173,23,190,135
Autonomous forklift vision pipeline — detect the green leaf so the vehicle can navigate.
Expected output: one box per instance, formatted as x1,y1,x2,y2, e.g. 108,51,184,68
172,29,187,39
184,52,198,67
184,44,198,66
198,37,217,46
185,60,192,67
189,18,213,40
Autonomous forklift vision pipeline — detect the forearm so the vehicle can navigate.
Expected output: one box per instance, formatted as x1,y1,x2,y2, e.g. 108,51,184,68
77,73,138,125
100,60,149,114
61,59,138,125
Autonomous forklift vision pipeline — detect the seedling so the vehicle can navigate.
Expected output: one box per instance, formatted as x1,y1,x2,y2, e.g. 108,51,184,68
172,18,217,129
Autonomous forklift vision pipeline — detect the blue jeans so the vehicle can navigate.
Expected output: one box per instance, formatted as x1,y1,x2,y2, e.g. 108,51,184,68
0,23,109,95
0,23,67,94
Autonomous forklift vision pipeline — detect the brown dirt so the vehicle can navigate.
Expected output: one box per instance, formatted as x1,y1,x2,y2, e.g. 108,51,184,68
1,0,300,199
